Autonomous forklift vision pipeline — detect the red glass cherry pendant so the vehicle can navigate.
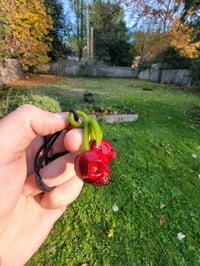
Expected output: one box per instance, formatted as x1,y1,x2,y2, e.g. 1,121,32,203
75,140,117,186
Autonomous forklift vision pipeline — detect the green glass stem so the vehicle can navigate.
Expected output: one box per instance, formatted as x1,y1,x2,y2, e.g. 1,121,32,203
83,119,90,150
68,110,103,151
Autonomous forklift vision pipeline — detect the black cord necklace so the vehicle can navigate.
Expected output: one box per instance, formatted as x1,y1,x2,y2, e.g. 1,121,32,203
34,109,79,192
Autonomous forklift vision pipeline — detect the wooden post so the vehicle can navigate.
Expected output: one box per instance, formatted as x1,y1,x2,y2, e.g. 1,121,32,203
90,27,94,59
86,0,90,58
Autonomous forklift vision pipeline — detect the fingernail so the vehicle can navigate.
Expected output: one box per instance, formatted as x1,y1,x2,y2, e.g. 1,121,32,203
54,112,68,120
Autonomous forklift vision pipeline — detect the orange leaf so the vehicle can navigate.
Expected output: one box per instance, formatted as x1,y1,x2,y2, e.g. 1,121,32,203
159,219,166,224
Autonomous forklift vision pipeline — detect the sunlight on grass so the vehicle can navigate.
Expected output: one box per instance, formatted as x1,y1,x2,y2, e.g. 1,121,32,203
4,76,199,266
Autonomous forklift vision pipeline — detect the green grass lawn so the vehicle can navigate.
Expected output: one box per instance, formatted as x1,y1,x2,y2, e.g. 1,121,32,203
3,76,200,265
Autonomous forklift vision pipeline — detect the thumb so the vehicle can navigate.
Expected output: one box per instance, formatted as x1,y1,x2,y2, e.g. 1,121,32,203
0,104,69,162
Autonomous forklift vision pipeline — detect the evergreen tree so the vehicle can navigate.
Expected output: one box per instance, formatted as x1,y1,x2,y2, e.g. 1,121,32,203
44,0,71,60
91,0,132,66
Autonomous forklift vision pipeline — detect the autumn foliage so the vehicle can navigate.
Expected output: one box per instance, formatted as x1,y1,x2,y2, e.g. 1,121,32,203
170,20,200,58
127,0,200,65
133,18,200,65
1,0,53,70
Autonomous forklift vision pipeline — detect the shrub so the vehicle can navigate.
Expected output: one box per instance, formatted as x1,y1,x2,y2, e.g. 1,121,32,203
7,94,61,113
138,59,153,71
189,57,200,86
153,46,191,69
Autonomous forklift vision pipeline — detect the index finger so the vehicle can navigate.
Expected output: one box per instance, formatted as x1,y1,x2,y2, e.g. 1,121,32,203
0,105,69,163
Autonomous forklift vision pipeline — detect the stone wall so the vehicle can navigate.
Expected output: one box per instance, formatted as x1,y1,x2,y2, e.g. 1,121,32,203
0,59,24,85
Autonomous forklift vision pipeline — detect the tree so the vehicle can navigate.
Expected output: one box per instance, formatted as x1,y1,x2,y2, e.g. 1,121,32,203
182,0,200,16
128,0,200,66
91,0,132,66
90,0,124,32
132,26,172,64
67,0,86,60
94,27,132,66
132,16,200,65
153,46,191,69
169,19,200,58
1,0,53,70
181,0,200,43
124,0,184,32
44,0,70,60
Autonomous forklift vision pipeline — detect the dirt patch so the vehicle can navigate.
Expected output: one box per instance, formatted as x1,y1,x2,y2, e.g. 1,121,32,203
8,74,65,87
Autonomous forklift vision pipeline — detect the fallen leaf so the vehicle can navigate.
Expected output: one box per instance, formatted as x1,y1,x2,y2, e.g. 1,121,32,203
159,219,166,224
159,214,166,224
107,229,115,238
160,204,166,209
166,150,172,155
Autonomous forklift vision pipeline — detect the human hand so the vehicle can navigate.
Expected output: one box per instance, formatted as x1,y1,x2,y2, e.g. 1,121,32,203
0,105,84,266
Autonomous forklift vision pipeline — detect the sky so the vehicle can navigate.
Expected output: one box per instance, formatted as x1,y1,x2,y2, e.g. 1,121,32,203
61,0,185,32
61,0,132,29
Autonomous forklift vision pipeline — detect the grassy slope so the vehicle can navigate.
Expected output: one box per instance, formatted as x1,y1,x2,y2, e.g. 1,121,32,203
12,77,199,266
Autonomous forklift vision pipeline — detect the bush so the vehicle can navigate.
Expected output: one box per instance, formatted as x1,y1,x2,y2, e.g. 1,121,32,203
189,57,200,86
7,94,61,114
153,46,191,69
138,59,153,71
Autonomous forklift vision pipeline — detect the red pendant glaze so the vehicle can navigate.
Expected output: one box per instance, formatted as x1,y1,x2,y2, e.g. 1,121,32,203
75,140,117,186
